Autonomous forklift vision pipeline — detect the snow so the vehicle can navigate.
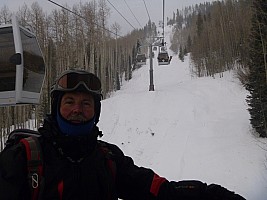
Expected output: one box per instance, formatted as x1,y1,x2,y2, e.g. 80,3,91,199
98,26,267,199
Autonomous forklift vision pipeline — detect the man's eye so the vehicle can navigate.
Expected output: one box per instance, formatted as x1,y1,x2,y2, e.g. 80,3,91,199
65,100,74,105
83,101,92,106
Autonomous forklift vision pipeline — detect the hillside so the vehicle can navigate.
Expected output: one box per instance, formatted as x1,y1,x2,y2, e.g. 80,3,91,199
98,26,267,199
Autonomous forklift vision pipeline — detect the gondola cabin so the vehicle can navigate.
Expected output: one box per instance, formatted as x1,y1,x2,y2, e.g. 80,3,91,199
157,51,172,65
0,15,45,106
160,46,166,51
136,53,146,65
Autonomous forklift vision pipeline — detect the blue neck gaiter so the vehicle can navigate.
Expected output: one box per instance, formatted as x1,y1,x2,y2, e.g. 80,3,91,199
56,111,96,136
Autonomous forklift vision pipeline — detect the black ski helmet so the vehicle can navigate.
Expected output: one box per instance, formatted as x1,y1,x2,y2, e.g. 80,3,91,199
50,69,102,124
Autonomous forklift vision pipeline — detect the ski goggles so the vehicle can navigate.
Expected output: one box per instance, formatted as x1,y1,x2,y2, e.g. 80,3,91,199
53,70,102,95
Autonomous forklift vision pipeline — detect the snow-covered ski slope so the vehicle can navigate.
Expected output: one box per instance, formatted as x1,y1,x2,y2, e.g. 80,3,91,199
98,26,267,199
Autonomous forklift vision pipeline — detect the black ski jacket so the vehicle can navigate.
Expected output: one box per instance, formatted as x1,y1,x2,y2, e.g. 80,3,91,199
0,116,166,200
0,116,244,200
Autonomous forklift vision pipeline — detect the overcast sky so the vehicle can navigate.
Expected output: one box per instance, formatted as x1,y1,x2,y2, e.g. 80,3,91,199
0,0,216,35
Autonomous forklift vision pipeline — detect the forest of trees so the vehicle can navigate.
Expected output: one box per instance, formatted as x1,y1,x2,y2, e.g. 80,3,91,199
0,0,266,150
168,0,252,77
167,0,267,137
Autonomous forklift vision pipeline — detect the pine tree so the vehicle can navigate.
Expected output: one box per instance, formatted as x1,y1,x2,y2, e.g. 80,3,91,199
116,72,120,91
196,12,204,37
128,55,132,80
179,45,184,62
246,0,267,137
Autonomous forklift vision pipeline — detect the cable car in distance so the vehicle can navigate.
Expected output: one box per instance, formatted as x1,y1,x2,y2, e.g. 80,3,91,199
136,53,146,66
0,15,45,106
152,51,155,58
160,46,166,51
157,51,172,65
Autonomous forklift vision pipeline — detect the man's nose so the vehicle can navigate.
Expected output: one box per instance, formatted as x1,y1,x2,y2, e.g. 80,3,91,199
72,104,83,113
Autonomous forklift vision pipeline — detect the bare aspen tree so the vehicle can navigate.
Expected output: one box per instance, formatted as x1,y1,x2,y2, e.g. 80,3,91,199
255,10,267,84
0,5,11,24
111,22,121,91
97,0,110,96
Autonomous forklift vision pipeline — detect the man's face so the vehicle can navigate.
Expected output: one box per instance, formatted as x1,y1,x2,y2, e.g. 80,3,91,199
60,92,95,123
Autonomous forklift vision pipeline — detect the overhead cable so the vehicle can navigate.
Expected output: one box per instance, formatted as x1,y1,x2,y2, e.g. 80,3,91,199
142,0,151,21
106,0,136,30
123,0,143,28
47,0,123,37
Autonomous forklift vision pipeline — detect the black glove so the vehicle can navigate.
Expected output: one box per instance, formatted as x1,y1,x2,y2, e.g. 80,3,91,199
169,180,208,199
205,184,246,200
158,180,245,200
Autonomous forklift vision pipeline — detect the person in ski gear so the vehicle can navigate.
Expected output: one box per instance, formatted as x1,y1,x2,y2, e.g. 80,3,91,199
0,69,246,200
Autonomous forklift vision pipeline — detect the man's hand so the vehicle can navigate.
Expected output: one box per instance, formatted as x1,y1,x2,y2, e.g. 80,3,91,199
205,184,246,200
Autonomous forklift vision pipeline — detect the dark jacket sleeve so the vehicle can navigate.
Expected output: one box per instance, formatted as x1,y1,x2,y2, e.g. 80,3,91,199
0,143,31,200
105,142,166,200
